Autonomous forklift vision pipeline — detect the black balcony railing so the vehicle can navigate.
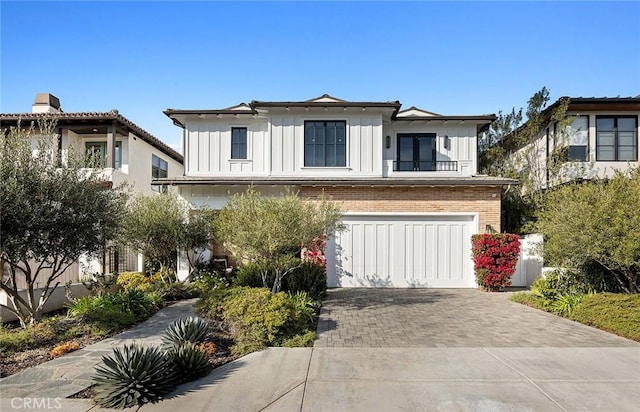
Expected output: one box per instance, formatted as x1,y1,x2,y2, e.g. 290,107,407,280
393,160,458,172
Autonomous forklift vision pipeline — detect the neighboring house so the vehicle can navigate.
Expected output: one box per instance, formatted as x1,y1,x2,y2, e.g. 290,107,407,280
1,93,184,281
160,94,515,288
506,96,640,190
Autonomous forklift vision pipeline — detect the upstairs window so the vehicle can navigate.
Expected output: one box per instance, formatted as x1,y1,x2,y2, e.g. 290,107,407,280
152,154,168,178
231,127,248,159
596,116,638,161
304,121,346,167
567,116,589,161
85,141,121,169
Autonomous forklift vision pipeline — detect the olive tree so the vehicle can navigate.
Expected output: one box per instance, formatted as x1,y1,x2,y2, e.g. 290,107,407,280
0,120,128,326
214,187,345,293
121,193,212,279
537,168,640,293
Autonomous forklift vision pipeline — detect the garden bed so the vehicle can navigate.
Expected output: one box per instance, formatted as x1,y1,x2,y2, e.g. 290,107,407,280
511,292,640,342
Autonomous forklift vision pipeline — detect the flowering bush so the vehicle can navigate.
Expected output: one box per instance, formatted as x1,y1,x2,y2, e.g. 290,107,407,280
301,235,327,270
472,234,520,291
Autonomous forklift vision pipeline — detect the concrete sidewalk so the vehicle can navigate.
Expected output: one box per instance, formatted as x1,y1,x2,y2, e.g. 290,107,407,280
2,345,640,411
28,346,635,412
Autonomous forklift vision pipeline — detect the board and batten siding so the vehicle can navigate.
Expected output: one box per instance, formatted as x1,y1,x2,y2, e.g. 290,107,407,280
185,119,269,176
383,123,478,176
269,113,383,176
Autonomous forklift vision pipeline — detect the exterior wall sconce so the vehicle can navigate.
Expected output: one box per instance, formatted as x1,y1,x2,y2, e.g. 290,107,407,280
443,135,450,150
385,135,391,149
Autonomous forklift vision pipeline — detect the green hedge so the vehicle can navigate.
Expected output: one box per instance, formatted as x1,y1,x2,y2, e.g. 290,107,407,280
234,260,326,300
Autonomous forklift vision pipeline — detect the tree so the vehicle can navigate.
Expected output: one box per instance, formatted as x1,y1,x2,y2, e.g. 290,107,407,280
214,187,345,293
121,193,212,279
536,168,640,294
479,87,576,233
0,119,128,326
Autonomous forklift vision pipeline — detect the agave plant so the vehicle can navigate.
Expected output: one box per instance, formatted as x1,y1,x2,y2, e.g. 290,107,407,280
163,316,210,348
166,342,212,382
93,344,177,409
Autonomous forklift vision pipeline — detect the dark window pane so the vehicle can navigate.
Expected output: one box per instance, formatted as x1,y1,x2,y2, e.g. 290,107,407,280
399,137,413,161
618,146,636,161
231,128,247,159
596,147,615,161
596,118,614,131
568,146,587,161
618,118,636,131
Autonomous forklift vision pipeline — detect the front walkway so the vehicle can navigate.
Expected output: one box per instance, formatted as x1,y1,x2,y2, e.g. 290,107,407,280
0,299,197,400
314,288,639,347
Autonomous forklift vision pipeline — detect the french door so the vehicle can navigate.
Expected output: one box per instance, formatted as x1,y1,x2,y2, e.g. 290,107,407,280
396,133,436,171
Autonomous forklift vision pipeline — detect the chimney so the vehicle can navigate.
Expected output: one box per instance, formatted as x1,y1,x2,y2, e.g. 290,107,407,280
32,93,62,114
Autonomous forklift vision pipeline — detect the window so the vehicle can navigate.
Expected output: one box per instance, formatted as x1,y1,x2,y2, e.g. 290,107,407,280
304,121,346,167
152,154,168,178
567,116,589,161
152,155,168,192
85,141,121,168
596,116,638,161
231,127,247,159
395,133,437,171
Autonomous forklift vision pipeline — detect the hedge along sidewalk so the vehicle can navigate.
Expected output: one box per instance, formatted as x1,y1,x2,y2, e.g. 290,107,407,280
0,298,198,400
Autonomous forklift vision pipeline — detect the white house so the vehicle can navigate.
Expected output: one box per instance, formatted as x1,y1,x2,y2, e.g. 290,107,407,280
1,93,184,282
160,94,515,288
506,96,640,190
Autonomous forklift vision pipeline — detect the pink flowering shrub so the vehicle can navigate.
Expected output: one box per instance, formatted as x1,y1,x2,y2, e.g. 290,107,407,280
472,234,521,291
301,235,327,270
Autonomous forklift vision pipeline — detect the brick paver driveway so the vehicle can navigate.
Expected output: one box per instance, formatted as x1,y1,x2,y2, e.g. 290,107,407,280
314,288,639,348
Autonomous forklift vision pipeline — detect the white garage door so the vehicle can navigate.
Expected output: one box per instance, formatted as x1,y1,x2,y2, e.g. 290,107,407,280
326,214,476,288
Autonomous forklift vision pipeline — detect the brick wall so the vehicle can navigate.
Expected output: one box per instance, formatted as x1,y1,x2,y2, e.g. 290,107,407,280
300,185,502,233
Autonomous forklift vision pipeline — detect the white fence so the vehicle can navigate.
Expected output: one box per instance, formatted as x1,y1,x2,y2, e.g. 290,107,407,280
511,234,543,287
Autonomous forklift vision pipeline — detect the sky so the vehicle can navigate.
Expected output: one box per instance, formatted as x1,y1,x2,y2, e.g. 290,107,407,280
2,1,639,153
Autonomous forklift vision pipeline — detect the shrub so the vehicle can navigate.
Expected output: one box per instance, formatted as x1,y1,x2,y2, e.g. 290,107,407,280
67,290,159,326
221,287,312,356
235,260,327,300
235,261,275,288
82,272,119,296
551,294,586,317
290,291,318,326
50,341,80,358
116,272,151,292
93,344,177,409
287,262,327,300
151,281,198,301
195,284,237,320
192,271,231,296
165,342,212,382
530,269,594,301
282,330,317,348
472,233,520,291
162,316,211,348
570,293,640,342
537,169,640,293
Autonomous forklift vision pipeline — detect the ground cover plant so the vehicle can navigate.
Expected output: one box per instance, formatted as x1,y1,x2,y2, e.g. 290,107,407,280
510,270,640,342
0,271,197,377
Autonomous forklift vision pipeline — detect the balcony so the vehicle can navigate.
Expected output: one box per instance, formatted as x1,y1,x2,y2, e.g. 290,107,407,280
393,160,458,172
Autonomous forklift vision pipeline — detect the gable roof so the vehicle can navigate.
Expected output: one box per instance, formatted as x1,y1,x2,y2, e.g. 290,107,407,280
396,106,442,117
0,110,183,163
250,94,402,111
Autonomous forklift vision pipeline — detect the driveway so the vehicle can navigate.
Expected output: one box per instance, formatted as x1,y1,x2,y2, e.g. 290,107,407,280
3,290,639,411
314,288,638,347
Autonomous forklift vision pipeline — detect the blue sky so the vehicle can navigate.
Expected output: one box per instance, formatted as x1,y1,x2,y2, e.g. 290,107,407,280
2,1,639,152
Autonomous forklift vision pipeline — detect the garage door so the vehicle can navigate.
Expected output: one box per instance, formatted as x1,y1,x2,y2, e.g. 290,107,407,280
326,214,476,288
